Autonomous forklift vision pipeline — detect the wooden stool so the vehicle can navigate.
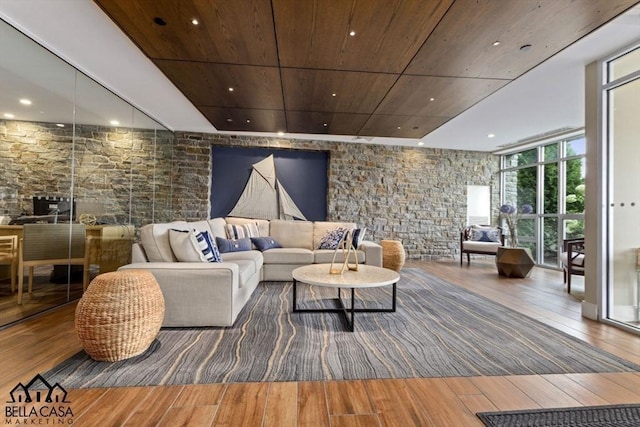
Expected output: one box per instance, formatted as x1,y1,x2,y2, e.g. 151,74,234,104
75,270,164,361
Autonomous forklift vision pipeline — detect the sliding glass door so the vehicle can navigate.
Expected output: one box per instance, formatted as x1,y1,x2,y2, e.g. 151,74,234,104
603,45,640,330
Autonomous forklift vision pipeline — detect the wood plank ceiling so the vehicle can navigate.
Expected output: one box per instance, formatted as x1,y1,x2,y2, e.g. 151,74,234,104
95,0,638,139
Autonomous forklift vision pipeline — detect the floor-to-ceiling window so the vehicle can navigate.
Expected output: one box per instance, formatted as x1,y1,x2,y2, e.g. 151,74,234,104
602,44,640,331
498,132,586,269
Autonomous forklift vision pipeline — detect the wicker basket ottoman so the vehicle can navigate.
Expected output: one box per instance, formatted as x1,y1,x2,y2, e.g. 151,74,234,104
381,240,406,272
75,270,165,362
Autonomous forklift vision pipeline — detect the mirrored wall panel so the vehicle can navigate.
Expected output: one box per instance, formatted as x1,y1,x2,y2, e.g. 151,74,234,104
0,19,174,326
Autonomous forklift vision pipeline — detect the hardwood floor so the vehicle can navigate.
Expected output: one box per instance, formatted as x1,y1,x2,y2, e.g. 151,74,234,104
1,259,639,426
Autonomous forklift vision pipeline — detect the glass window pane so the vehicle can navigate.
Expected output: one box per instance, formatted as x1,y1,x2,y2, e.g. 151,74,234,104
564,219,584,239
566,137,585,156
542,217,558,266
607,47,640,82
504,148,537,167
565,158,585,214
544,143,558,161
544,163,558,214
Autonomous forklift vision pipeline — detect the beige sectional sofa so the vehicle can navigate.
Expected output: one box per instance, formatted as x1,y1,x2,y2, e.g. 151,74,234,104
119,217,382,327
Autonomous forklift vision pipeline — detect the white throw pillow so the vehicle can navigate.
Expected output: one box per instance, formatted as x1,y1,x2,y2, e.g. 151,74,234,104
169,229,221,263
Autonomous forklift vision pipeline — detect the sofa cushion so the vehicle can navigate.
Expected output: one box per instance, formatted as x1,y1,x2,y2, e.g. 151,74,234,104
462,241,501,253
140,221,188,262
313,221,356,249
262,248,314,264
314,249,365,264
269,220,314,249
216,237,252,253
231,259,257,288
225,217,270,237
221,250,264,272
251,236,282,251
207,217,227,239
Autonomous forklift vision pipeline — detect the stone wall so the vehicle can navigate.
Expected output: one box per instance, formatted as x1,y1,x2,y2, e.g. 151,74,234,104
173,132,500,260
0,120,173,227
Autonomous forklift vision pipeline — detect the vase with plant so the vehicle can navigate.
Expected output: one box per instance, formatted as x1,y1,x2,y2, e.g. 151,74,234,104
499,203,533,247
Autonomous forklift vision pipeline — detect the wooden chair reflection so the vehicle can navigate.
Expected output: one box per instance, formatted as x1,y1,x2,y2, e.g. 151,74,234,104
17,224,89,304
0,235,18,293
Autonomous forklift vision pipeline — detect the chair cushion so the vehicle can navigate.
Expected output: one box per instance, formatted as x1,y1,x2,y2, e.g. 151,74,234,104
462,241,501,253
560,252,585,267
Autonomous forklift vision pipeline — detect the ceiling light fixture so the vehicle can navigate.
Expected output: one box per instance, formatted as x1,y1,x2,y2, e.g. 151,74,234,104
331,93,336,97
492,41,500,46
488,133,495,138
520,44,532,52
323,123,327,127
110,120,120,126
226,118,233,122
228,87,234,92
397,126,401,130
246,119,251,123
349,30,356,36
191,19,199,25
19,99,32,105
429,97,435,102
153,17,167,26
4,113,15,118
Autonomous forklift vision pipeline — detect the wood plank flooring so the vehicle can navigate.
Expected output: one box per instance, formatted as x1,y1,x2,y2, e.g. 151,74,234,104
1,259,639,426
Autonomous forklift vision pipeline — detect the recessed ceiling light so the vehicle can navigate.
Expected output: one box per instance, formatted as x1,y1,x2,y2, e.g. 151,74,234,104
246,119,251,123
418,142,424,146
323,123,328,127
56,123,65,127
191,19,199,25
331,93,337,97
349,30,356,36
110,120,120,126
429,97,435,102
4,113,15,119
226,118,233,122
520,44,532,52
396,126,401,130
19,99,32,105
488,133,495,138
492,41,500,46
228,87,234,92
153,17,167,26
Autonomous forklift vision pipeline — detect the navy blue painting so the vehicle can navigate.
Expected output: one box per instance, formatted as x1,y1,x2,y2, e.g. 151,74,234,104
210,146,328,221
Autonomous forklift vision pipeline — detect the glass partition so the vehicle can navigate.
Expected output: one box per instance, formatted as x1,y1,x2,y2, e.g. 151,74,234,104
0,19,173,326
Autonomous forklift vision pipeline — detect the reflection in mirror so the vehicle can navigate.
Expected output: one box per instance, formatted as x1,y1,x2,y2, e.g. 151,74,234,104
0,19,173,327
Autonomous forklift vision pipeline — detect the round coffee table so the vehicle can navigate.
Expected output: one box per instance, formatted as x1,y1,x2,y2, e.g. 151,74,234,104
292,264,400,332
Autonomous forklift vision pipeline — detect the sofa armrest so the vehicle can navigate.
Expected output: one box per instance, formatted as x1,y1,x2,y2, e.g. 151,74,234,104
359,240,382,267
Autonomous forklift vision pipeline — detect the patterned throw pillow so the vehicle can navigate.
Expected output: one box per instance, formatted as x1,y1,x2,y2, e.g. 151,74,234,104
195,230,222,262
250,236,282,251
318,227,349,249
215,237,252,253
225,222,260,239
470,227,501,243
351,227,366,248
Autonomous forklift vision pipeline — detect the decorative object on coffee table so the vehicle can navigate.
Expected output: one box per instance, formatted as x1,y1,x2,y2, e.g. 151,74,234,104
329,229,358,274
381,240,405,272
496,246,535,278
75,270,164,362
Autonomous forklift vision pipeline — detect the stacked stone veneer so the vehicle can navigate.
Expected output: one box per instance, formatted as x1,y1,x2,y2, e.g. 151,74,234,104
173,133,500,260
0,120,173,227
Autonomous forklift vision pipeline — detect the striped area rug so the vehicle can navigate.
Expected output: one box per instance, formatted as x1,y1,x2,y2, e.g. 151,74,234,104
44,268,639,388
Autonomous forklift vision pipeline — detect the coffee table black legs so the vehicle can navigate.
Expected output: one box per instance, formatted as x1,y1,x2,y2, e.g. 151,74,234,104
292,279,397,332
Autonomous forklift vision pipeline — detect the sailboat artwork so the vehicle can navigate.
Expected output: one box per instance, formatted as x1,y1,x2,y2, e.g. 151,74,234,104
228,154,307,220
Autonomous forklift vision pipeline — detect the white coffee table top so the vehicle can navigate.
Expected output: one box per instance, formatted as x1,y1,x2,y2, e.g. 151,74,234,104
292,264,400,289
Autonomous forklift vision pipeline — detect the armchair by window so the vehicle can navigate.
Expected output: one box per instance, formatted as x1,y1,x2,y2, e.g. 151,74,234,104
17,224,89,304
0,235,18,293
460,225,504,265
560,237,585,293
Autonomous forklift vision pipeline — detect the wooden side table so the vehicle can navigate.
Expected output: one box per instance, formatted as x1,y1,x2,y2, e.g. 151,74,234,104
496,247,535,278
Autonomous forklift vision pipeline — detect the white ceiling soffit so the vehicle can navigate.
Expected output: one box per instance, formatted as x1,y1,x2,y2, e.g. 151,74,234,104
1,1,639,151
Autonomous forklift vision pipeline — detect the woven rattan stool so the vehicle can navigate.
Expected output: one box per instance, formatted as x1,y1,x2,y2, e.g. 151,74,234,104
381,240,406,272
75,270,165,362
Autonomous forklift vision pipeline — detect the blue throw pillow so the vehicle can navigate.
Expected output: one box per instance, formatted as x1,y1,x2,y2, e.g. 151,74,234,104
250,236,282,251
215,237,252,253
195,230,222,262
351,227,366,248
470,227,501,243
